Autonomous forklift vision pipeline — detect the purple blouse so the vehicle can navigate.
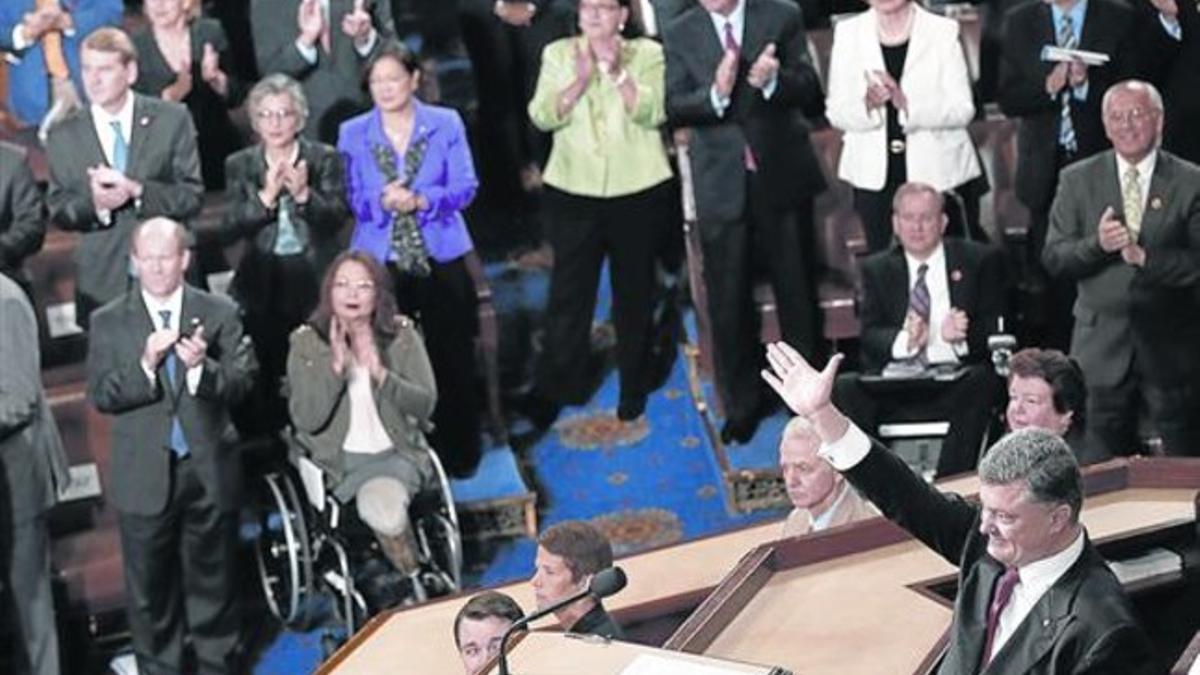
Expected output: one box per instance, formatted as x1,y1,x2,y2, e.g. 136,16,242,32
337,101,478,264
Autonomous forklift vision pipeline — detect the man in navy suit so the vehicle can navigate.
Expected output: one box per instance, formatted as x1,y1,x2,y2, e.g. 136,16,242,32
87,218,257,674
763,341,1159,675
664,0,826,444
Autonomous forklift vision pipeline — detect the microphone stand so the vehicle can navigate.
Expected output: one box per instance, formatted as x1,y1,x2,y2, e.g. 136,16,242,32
496,586,593,675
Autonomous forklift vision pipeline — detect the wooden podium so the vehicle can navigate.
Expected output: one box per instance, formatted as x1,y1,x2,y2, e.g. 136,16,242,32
666,457,1200,675
487,632,787,675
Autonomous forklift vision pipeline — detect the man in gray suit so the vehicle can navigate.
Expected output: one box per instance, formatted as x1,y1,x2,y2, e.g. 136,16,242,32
251,0,394,143
1044,79,1200,459
1,271,70,675
46,27,203,330
0,141,46,286
87,218,257,674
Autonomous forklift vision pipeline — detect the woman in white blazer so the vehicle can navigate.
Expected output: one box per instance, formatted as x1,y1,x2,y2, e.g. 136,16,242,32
826,0,985,252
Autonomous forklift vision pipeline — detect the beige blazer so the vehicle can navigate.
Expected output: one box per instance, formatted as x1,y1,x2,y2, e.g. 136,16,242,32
781,483,879,538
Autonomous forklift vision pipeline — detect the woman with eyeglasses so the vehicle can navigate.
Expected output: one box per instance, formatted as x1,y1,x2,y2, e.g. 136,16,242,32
222,74,350,438
337,41,483,478
287,251,437,576
520,0,673,426
132,0,245,189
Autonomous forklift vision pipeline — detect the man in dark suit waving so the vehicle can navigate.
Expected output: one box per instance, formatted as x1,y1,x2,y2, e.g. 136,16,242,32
87,218,257,674
762,341,1159,675
46,27,203,329
835,182,1008,478
664,0,826,444
1044,79,1200,459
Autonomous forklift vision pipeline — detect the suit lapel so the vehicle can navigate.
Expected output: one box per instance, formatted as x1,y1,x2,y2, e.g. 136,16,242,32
175,287,202,399
1138,152,1173,245
958,557,1006,673
886,249,910,323
1035,2,1055,52
78,109,108,170
126,95,150,179
945,241,967,310
741,0,769,64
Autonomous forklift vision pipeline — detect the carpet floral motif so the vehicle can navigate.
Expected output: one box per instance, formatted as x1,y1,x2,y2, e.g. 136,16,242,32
589,508,684,556
556,410,651,450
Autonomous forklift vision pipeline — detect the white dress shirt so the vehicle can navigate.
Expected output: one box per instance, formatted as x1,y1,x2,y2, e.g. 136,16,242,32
989,531,1085,661
91,93,136,169
140,285,203,393
890,243,968,365
343,363,393,454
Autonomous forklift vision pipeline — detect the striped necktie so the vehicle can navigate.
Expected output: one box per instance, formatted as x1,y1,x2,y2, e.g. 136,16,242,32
909,263,931,364
1057,15,1079,154
1122,166,1143,239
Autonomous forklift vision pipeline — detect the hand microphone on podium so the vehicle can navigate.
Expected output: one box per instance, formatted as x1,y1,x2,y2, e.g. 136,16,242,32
496,566,627,675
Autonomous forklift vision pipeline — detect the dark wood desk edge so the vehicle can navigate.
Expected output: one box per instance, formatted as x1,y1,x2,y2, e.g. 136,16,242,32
316,611,394,675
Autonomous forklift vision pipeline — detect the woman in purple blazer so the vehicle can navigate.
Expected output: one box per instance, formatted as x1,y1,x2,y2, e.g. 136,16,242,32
337,41,482,477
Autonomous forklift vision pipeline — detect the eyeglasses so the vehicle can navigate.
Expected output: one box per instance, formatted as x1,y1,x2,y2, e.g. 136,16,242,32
1104,108,1159,125
255,109,297,122
579,2,622,14
333,280,376,293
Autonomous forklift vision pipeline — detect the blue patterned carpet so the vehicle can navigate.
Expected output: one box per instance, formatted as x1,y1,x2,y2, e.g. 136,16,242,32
251,263,789,673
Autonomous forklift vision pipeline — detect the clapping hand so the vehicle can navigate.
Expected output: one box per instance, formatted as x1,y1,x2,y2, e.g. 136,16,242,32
573,38,594,85
88,165,134,212
330,316,350,376
348,319,386,382
904,311,928,353
714,47,738,99
163,61,193,102
174,325,208,369
142,326,179,372
283,160,311,204
746,43,779,90
1097,206,1131,252
382,181,422,213
1045,62,1069,97
941,308,969,343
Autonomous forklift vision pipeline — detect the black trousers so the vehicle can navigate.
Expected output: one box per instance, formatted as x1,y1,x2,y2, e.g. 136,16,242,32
834,364,1004,478
392,256,482,477
117,457,240,675
699,172,820,423
536,183,670,407
1087,364,1198,459
0,513,59,675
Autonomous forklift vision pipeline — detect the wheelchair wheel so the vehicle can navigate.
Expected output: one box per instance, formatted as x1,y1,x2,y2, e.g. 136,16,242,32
254,471,314,627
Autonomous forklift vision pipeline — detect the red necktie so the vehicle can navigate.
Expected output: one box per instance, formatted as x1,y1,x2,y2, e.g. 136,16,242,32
981,567,1020,670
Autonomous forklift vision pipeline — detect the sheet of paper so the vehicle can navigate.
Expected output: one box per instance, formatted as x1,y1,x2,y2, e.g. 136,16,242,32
619,653,757,675
1040,45,1110,66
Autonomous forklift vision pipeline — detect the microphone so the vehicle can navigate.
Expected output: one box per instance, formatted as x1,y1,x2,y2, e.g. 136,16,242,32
496,567,626,675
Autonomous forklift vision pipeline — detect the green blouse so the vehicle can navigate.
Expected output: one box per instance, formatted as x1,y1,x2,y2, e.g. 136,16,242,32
529,36,673,198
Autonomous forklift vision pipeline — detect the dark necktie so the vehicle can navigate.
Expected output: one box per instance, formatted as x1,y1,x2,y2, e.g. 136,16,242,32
908,263,931,364
981,567,1020,670
159,309,190,458
722,22,759,172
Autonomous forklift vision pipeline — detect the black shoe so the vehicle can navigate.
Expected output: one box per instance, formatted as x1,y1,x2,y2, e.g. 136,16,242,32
720,415,760,445
617,395,647,422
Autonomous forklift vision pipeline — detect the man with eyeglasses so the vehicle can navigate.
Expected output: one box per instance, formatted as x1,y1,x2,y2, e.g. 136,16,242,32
1044,79,1200,459
45,26,203,330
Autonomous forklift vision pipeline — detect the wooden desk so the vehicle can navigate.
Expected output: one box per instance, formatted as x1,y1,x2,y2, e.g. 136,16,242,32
668,458,1200,675
487,632,780,675
318,521,786,674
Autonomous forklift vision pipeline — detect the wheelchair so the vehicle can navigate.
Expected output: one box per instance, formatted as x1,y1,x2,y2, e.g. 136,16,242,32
250,434,464,640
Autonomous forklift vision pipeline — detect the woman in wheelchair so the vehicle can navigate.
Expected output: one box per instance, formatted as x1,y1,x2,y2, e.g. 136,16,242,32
286,251,437,576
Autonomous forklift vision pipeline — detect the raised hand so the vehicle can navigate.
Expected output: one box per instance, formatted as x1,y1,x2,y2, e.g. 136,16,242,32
1149,0,1180,19
163,62,194,102
297,0,324,47
747,43,779,90
341,0,374,45
761,342,844,418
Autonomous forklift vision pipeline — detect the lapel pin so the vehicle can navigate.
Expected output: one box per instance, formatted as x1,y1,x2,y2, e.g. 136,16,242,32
139,116,151,127
1150,196,1163,210
951,269,963,282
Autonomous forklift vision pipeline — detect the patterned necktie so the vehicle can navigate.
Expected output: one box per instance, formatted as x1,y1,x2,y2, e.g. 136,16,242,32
1122,166,1143,239
1057,16,1079,154
723,21,739,54
981,567,1021,669
110,120,129,173
159,309,190,458
909,263,931,365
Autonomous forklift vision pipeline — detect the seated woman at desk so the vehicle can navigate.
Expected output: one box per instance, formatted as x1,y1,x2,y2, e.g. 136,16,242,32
287,251,437,574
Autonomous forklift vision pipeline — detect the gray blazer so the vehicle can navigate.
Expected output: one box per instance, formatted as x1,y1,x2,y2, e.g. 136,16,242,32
0,141,45,281
1043,149,1200,388
0,272,69,522
45,95,203,324
251,0,395,143
86,284,257,515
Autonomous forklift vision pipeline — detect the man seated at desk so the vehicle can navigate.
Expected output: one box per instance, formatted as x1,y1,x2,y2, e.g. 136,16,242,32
530,520,624,640
834,181,1007,479
779,415,877,538
454,591,525,675
763,341,1159,675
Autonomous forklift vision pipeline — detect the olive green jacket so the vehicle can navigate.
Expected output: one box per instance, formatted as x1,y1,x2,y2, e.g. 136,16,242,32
286,317,437,482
